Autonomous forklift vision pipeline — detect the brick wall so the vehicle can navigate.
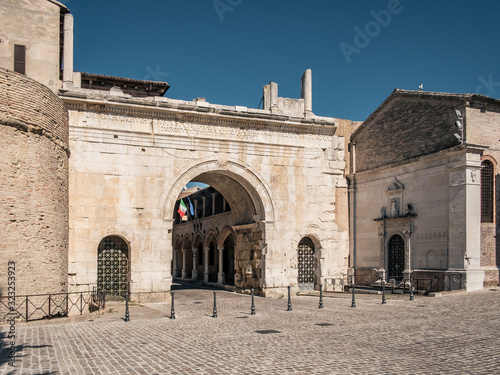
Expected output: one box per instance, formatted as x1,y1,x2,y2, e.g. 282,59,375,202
352,91,465,173
0,68,68,298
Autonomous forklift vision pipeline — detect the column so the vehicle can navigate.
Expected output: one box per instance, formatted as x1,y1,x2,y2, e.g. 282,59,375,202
217,245,225,284
301,69,312,117
403,231,411,283
192,247,198,281
173,249,178,278
203,247,210,282
182,248,187,279
202,196,206,218
63,13,74,88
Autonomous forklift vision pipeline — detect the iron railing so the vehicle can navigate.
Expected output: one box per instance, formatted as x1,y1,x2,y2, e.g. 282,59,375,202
0,288,105,323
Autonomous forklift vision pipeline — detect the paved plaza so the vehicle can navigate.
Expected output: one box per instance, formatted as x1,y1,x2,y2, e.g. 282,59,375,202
1,284,500,374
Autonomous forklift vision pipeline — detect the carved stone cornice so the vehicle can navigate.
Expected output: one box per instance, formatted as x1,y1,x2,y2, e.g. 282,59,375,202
60,92,337,138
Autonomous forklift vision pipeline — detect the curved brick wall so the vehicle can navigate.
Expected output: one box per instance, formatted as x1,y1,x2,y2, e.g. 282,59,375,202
0,68,69,297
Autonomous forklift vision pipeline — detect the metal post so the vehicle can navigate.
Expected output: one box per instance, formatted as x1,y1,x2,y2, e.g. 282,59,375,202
48,294,51,320
251,288,256,315
66,292,69,317
287,285,292,311
409,278,414,301
212,291,218,318
351,275,356,308
124,292,130,322
80,292,83,315
382,279,386,305
170,291,176,319
25,295,29,322
318,284,324,309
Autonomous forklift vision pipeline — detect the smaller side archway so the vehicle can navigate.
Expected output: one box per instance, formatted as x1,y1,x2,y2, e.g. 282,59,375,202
97,235,130,297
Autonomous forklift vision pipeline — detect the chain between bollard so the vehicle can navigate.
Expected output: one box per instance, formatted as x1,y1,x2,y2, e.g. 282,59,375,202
287,285,292,311
251,288,256,315
212,290,218,318
124,292,130,322
170,291,176,319
319,284,324,309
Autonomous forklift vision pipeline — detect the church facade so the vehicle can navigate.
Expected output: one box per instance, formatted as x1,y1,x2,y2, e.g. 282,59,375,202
0,0,498,303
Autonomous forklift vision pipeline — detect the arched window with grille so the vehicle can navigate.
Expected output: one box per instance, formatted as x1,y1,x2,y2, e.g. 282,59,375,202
97,236,130,297
481,160,494,223
297,237,316,291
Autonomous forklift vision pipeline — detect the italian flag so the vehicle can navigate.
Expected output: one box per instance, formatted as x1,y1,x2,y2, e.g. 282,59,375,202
178,199,188,218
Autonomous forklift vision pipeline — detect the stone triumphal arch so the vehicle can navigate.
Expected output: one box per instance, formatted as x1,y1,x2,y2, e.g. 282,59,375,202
62,70,351,301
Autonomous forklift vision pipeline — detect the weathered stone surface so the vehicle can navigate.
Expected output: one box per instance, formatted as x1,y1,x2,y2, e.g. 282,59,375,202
0,68,68,297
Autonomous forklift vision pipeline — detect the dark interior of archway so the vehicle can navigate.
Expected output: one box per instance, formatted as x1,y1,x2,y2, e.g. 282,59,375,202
195,172,258,225
173,172,259,225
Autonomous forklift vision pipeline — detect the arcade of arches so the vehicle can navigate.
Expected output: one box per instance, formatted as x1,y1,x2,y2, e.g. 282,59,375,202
171,180,266,290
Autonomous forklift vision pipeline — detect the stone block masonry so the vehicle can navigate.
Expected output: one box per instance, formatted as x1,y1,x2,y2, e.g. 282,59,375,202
0,68,69,298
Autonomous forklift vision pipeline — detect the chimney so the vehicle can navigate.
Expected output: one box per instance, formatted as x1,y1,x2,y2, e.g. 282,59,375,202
301,69,312,117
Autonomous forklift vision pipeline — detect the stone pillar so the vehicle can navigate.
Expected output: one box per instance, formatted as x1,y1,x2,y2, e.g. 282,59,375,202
217,245,225,284
403,231,411,283
173,249,178,278
182,248,187,279
192,247,198,281
448,149,484,291
202,196,206,218
194,200,198,219
204,246,210,282
212,193,216,215
63,13,74,89
263,81,278,112
301,69,312,117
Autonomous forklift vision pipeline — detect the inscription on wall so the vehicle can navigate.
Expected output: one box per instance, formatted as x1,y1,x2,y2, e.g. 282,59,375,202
78,111,332,144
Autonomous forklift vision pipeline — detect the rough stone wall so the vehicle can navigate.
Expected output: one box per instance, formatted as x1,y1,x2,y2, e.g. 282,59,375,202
352,91,465,173
0,68,69,297
0,0,64,93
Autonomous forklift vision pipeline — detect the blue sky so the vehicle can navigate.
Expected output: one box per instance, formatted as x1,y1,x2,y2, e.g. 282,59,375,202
63,0,500,121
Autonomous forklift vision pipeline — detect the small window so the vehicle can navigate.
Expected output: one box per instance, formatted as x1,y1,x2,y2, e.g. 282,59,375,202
481,160,494,223
14,45,26,75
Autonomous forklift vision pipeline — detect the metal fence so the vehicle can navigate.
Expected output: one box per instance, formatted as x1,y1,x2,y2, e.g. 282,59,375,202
0,288,105,323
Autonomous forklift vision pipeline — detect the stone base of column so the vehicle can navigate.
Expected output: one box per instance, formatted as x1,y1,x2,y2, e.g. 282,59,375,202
217,272,225,284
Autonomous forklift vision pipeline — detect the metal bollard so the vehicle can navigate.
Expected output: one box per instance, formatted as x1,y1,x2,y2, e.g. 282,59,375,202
382,279,386,305
124,292,130,322
212,291,218,318
170,291,176,319
287,285,292,311
409,278,414,301
351,276,356,308
319,284,324,309
251,288,256,315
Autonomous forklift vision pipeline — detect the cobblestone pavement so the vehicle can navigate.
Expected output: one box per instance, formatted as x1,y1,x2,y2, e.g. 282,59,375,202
1,284,500,374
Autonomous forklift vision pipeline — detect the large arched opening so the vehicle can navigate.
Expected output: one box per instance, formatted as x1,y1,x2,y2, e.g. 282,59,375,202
166,162,273,291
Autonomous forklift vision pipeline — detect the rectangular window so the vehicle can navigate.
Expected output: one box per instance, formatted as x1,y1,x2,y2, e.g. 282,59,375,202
14,45,26,75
